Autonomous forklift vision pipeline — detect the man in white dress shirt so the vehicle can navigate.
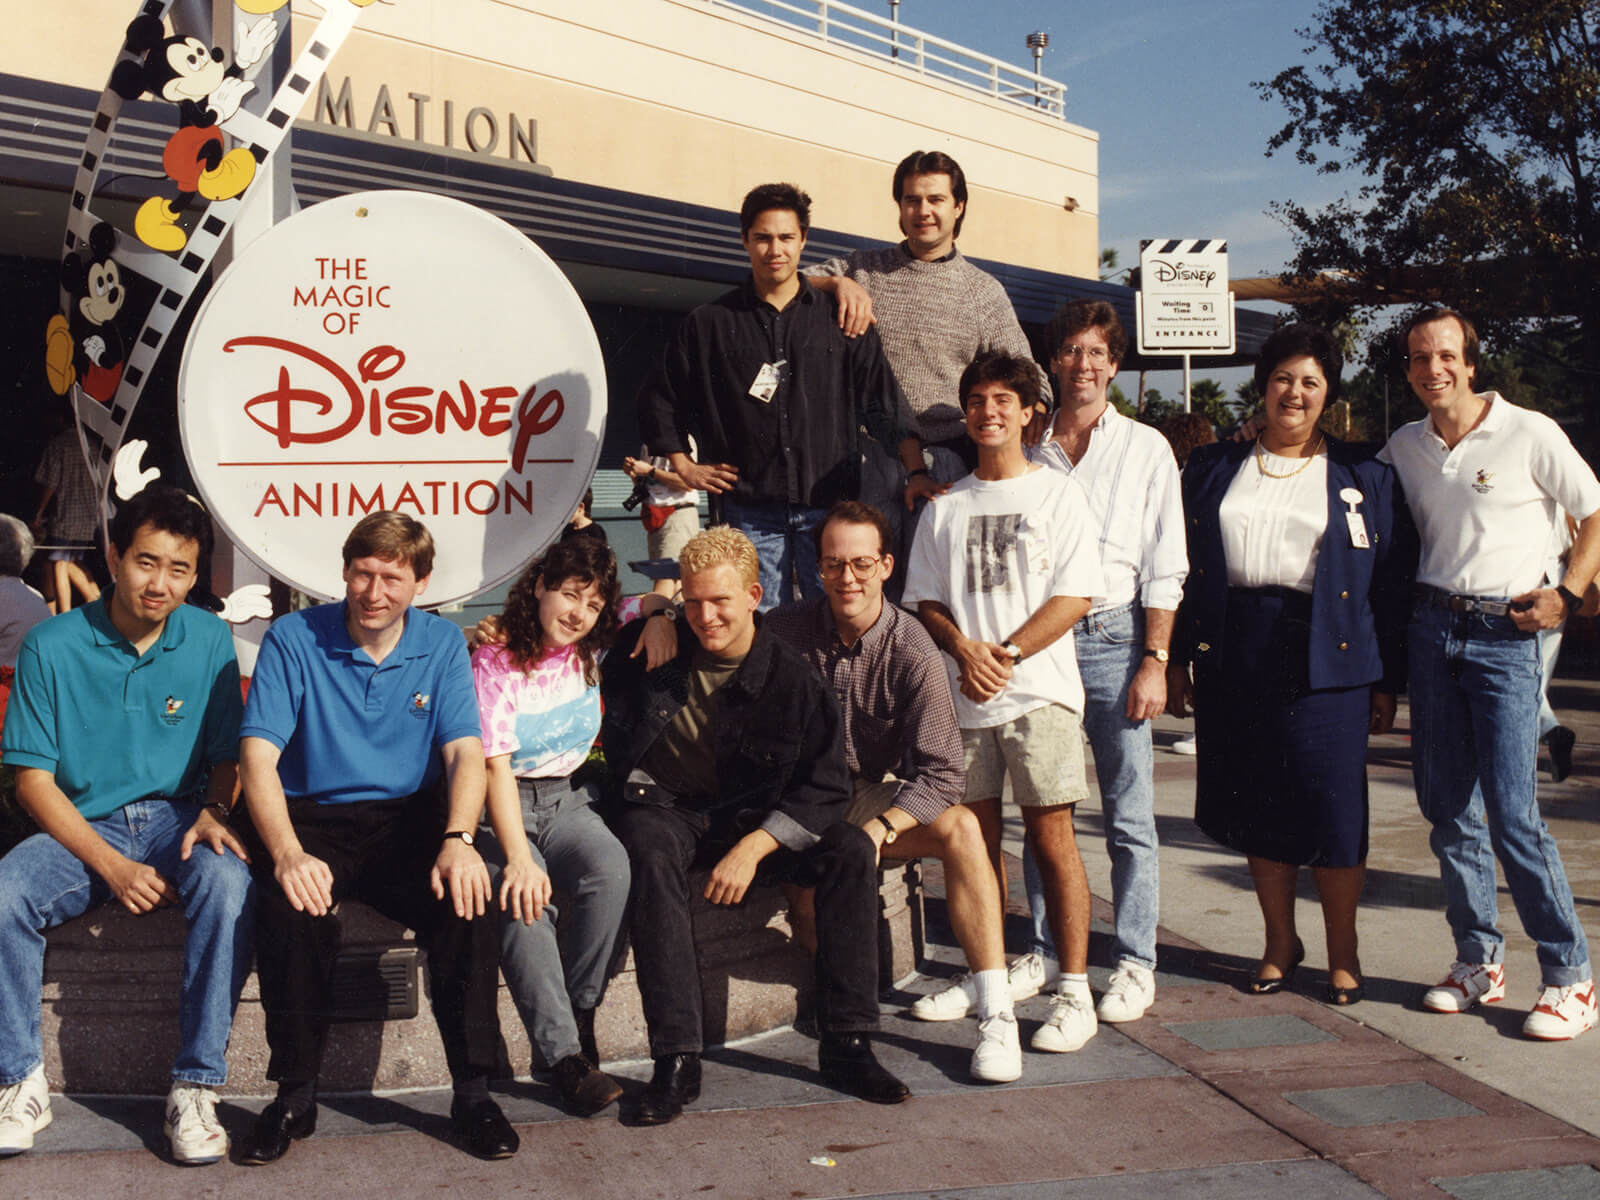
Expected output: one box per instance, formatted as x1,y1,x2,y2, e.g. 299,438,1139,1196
1385,307,1600,1040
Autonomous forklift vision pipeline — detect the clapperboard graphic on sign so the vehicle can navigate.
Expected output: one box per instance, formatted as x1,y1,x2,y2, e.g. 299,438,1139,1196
1135,238,1235,355
43,0,380,544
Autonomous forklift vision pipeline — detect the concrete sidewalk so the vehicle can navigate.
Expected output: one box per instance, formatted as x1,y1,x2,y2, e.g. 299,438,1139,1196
5,686,1600,1197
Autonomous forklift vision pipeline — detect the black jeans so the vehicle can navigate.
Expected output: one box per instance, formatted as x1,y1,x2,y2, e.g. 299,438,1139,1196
243,788,502,1084
615,801,880,1056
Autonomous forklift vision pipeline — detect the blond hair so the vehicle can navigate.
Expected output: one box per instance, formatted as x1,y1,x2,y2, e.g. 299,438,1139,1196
679,525,759,589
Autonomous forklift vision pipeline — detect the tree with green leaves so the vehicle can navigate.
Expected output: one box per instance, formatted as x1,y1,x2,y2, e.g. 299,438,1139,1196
1256,0,1600,412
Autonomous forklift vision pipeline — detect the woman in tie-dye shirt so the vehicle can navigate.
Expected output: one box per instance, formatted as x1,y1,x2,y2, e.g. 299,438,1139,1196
472,536,651,1117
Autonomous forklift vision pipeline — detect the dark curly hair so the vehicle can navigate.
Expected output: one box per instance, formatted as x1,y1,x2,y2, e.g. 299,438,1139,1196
500,537,620,685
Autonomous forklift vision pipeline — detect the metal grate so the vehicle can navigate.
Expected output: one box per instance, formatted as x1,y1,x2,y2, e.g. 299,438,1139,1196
327,946,420,1023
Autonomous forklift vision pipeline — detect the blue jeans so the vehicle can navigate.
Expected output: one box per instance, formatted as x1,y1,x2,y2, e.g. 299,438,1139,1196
478,777,630,1066
0,799,255,1086
1024,602,1159,969
721,498,826,612
1409,603,1590,985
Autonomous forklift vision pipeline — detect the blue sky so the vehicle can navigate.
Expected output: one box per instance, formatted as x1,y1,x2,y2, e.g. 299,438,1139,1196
901,0,1339,281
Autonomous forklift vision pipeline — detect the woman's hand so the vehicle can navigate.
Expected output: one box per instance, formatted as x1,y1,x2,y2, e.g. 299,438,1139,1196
500,855,553,925
1165,661,1195,719
1369,690,1397,735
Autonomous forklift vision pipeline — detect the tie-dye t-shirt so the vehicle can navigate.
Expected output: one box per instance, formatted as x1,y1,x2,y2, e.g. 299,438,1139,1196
470,596,644,778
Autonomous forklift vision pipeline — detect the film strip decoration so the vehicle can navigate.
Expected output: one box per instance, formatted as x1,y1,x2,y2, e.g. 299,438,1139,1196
48,0,377,524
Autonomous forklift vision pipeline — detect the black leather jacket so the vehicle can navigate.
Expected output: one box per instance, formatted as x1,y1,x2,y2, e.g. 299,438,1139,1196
600,613,850,850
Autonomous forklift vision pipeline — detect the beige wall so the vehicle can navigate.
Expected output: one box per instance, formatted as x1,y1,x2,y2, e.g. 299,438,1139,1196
6,0,1099,275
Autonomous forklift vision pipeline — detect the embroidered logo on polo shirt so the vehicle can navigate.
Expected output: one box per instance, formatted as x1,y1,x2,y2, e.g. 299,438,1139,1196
161,696,186,725
1472,469,1494,494
410,691,431,718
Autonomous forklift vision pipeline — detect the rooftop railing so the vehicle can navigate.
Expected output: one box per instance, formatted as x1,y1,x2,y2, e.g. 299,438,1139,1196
706,0,1067,119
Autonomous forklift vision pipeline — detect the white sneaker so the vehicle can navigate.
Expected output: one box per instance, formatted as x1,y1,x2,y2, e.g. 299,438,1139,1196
970,1010,1023,1083
165,1081,228,1165
1031,991,1098,1053
1096,961,1156,1023
1422,961,1507,1013
1171,735,1197,756
1006,952,1058,1003
0,1065,51,1157
909,972,976,1021
1522,981,1599,1041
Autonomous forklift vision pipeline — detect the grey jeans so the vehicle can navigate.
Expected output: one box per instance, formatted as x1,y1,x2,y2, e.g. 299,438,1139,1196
477,776,630,1066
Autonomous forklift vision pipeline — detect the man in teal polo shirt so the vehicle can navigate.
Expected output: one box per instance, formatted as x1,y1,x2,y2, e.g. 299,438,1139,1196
0,484,253,1165
236,510,514,1164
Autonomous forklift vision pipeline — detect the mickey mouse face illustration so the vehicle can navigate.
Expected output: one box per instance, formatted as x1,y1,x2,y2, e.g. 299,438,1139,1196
161,37,229,102
78,258,123,326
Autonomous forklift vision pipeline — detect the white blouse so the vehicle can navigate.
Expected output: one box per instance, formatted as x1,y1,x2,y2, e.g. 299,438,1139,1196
1219,444,1328,592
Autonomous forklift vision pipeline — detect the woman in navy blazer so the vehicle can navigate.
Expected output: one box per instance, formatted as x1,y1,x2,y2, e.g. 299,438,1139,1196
1167,325,1415,1005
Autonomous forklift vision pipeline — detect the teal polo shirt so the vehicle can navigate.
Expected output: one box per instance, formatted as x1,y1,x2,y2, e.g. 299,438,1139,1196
241,601,482,805
1,593,244,820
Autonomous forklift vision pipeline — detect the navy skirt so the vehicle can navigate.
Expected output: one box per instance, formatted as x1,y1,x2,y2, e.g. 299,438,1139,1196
1193,587,1370,868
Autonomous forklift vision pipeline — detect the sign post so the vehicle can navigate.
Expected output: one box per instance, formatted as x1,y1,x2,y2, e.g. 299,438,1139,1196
1135,238,1235,412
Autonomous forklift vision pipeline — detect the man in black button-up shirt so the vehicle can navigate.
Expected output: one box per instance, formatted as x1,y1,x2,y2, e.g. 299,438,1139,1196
637,183,917,611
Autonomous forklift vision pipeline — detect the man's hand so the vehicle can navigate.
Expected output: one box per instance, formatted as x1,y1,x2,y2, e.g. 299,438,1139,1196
499,855,553,925
829,276,876,337
1369,689,1397,735
103,855,178,914
630,611,679,668
952,637,1013,703
1510,587,1567,632
1125,657,1168,721
274,847,335,916
676,459,739,494
705,831,778,906
432,838,491,919
903,473,950,511
180,807,250,865
1165,661,1195,719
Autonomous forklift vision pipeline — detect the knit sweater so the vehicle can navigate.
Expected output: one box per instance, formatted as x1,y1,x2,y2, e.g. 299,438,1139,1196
810,244,1048,444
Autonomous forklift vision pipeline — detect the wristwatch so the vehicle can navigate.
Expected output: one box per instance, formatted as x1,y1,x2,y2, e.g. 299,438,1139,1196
1001,641,1024,662
1556,584,1582,616
207,801,232,824
1143,648,1170,663
873,815,898,845
442,830,475,847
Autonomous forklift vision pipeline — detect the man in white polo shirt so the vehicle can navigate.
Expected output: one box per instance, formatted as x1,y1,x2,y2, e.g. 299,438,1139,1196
1384,306,1600,1040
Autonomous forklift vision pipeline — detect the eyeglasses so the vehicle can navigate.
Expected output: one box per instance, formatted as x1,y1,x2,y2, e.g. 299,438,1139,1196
819,555,884,579
1057,344,1110,362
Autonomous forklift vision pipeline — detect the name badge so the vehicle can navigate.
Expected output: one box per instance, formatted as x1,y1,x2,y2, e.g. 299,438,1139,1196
1340,487,1370,549
748,360,785,403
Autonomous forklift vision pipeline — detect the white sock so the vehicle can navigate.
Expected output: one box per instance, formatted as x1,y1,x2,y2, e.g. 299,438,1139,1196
1058,972,1092,1001
972,968,1011,1019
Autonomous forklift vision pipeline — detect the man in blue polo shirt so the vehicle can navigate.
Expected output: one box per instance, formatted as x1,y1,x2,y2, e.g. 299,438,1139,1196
0,484,252,1165
237,511,514,1163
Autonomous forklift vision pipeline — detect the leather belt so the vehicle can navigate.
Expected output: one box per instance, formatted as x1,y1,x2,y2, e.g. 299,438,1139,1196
1416,584,1513,618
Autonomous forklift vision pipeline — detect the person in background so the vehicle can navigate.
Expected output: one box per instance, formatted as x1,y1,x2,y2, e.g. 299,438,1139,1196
563,488,607,546
624,446,701,599
31,420,101,614
0,515,51,728
1168,324,1414,1006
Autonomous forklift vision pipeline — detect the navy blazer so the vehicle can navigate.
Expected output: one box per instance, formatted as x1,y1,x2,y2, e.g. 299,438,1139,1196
1175,436,1416,693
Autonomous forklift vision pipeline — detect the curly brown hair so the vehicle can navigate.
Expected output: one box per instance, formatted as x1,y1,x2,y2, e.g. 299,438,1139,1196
501,537,620,685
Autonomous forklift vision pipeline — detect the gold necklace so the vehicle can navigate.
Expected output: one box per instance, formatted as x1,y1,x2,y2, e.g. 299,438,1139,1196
1255,433,1323,479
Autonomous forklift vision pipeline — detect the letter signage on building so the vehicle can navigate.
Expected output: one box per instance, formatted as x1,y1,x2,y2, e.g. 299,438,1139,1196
179,189,605,605
1136,238,1235,354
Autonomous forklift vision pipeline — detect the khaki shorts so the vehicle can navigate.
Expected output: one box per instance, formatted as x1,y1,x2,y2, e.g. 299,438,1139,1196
647,505,700,561
844,777,902,827
962,704,1088,808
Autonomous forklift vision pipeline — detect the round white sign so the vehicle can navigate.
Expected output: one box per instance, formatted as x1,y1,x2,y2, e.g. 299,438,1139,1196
179,190,605,604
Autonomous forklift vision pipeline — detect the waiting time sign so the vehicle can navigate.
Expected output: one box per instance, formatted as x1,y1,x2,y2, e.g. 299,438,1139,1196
1136,238,1235,354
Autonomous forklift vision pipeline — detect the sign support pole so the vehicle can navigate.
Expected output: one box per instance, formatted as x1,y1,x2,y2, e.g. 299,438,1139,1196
1182,353,1192,414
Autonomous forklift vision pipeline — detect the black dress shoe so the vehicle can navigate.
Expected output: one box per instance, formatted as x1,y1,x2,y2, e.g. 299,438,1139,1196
1326,977,1366,1006
818,1035,910,1105
1250,939,1306,995
574,1006,601,1067
551,1054,623,1117
450,1096,519,1160
238,1100,316,1166
636,1053,701,1125
1546,725,1577,783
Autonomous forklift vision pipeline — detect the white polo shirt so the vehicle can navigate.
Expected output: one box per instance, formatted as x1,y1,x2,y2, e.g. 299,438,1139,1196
1381,392,1600,597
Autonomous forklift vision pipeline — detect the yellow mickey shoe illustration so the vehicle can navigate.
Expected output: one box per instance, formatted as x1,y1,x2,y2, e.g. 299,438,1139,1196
135,196,188,252
198,148,257,202
44,314,75,395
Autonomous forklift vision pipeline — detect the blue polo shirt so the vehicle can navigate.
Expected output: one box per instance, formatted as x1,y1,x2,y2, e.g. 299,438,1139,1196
1,593,243,820
241,601,482,805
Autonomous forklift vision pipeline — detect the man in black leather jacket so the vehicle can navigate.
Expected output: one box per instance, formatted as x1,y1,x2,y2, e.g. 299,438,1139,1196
602,526,909,1124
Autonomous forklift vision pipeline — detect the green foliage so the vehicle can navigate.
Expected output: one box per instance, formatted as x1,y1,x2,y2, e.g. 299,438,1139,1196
1107,381,1137,417
1256,0,1600,412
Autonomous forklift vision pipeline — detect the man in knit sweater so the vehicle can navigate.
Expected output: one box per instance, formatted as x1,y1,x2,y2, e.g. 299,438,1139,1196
807,150,1050,515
